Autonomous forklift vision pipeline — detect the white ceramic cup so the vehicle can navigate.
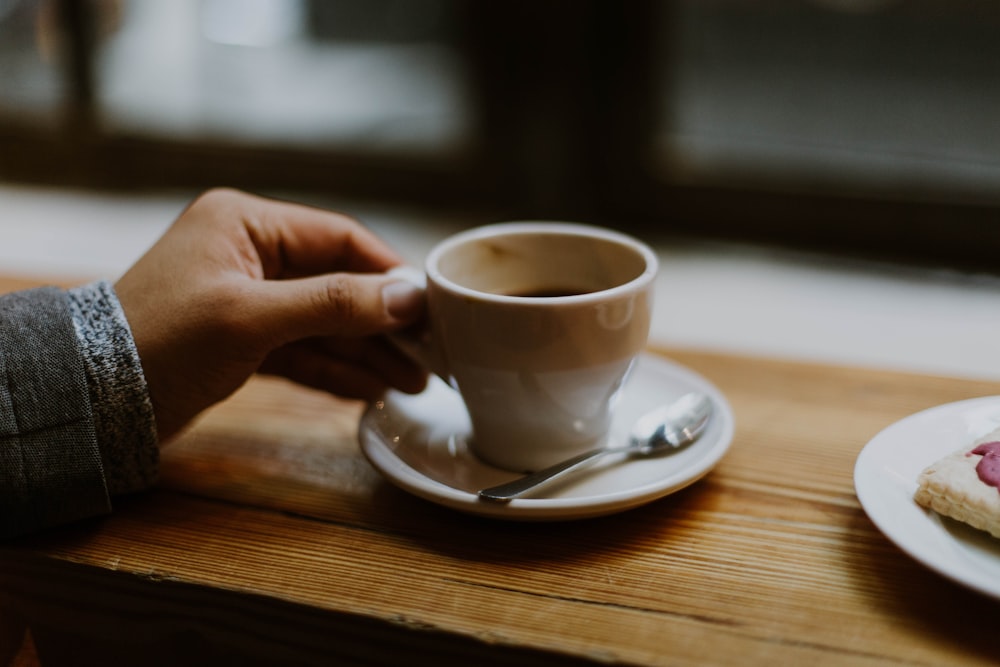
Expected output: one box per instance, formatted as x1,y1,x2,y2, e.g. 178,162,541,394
391,221,657,472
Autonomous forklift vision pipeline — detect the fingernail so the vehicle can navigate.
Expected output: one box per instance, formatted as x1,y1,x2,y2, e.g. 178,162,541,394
382,280,424,320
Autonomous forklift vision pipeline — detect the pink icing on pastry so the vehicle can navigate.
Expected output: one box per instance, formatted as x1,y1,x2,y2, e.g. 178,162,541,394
970,441,1000,491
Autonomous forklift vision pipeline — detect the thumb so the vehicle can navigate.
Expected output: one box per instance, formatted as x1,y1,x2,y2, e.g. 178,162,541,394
253,273,425,344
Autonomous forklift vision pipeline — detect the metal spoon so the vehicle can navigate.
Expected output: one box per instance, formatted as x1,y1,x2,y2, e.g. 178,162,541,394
478,392,714,503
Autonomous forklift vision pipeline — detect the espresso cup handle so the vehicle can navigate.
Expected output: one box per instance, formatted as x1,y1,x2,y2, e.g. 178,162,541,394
385,266,450,383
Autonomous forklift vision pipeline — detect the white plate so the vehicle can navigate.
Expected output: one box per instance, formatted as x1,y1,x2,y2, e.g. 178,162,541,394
359,353,735,520
854,396,1000,599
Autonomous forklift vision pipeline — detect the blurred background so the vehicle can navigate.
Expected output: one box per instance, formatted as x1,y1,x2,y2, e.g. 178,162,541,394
5,0,1000,381
4,0,1000,266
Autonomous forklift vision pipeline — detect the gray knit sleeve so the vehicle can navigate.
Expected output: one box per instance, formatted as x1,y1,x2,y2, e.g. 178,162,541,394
67,280,159,496
0,287,110,538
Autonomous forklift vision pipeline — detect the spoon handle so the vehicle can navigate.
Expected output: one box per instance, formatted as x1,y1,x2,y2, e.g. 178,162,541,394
478,446,626,503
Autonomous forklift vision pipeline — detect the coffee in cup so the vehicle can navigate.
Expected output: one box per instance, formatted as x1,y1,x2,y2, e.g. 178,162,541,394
390,221,657,472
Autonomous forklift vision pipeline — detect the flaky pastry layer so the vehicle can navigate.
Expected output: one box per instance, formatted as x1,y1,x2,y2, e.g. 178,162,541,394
914,431,1000,539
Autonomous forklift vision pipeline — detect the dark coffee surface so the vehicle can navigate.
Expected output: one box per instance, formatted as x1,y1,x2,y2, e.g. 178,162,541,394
503,286,592,298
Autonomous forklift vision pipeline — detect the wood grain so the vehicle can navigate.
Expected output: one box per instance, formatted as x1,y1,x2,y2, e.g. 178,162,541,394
1,275,999,665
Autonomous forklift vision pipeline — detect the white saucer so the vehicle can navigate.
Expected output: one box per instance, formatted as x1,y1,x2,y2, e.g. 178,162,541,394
854,396,1000,600
359,353,735,520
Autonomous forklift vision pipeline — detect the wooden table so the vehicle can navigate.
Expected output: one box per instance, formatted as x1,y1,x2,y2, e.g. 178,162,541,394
2,279,999,666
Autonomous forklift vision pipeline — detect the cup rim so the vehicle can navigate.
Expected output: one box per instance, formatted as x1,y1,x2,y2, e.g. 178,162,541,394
425,221,658,304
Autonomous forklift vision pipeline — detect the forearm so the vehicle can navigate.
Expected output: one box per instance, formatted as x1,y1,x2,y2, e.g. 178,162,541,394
0,286,110,537
0,282,158,538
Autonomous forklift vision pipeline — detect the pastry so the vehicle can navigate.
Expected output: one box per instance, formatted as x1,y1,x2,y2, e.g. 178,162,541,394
914,430,1000,538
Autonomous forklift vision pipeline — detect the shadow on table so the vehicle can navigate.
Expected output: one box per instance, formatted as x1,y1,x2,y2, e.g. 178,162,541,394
367,472,710,566
844,509,1000,665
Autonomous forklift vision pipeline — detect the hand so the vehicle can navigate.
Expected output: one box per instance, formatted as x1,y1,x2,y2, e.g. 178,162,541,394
115,188,427,443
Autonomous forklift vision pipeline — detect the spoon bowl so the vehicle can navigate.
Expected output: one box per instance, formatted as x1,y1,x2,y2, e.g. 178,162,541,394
478,392,714,502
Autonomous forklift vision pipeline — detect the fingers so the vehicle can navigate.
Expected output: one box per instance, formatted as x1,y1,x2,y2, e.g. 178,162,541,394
262,207,402,277
206,189,404,279
250,272,426,345
259,337,428,400
117,188,431,444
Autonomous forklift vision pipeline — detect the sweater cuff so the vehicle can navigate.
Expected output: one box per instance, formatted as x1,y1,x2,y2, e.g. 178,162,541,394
68,280,159,495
